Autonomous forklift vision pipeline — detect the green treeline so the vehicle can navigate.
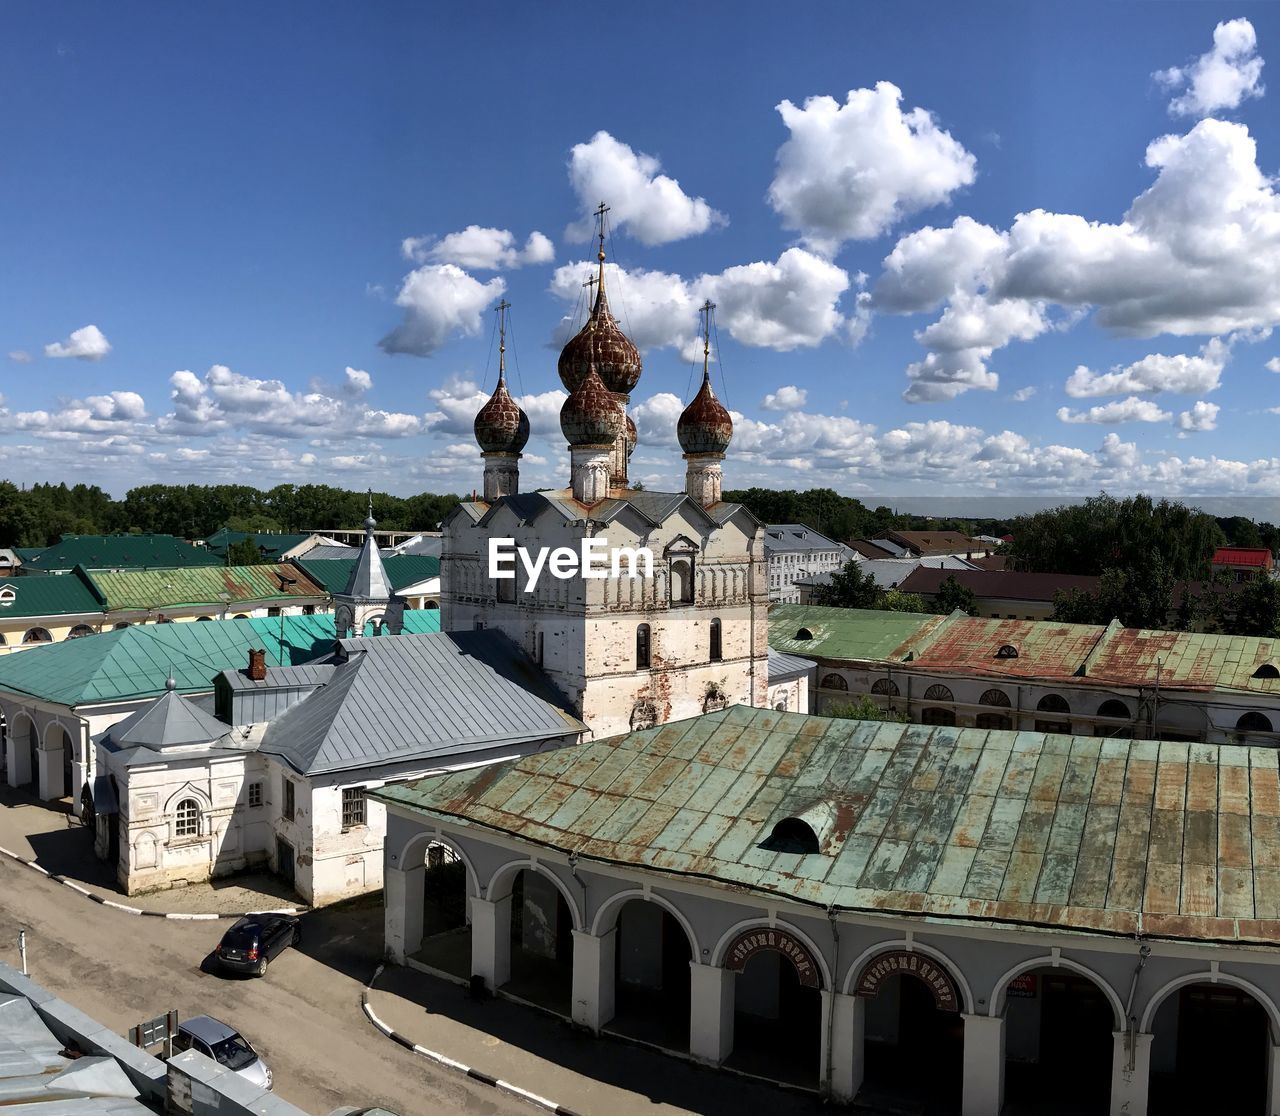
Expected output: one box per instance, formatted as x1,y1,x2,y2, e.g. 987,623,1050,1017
0,481,461,548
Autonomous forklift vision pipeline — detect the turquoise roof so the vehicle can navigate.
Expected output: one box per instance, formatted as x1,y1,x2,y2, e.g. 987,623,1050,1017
0,574,103,621
19,534,222,572
297,555,439,595
0,609,441,707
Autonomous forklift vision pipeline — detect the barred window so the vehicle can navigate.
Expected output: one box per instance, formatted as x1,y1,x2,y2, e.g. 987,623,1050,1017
342,786,366,831
283,778,295,821
247,782,263,809
175,798,200,838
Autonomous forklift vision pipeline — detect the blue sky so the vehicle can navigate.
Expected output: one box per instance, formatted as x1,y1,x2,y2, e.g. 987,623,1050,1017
3,1,1280,503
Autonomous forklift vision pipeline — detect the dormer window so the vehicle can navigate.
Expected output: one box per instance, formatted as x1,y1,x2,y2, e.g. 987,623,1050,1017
0,587,14,606
796,627,814,640
995,644,1019,659
1253,663,1280,679
762,817,820,854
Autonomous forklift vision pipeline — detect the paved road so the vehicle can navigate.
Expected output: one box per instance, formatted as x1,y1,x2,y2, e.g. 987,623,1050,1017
0,858,525,1116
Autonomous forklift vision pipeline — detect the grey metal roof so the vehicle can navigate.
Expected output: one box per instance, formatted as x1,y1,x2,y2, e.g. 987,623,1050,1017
391,535,443,558
767,648,816,681
258,630,586,775
763,523,851,555
105,684,229,750
338,519,394,603
220,665,337,691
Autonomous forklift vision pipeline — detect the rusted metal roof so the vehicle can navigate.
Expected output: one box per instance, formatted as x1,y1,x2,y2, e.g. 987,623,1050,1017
1084,627,1280,694
377,704,1280,946
911,616,1108,680
769,604,942,662
89,563,325,613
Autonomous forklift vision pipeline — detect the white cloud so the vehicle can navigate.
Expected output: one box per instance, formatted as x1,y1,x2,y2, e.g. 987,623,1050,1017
768,82,976,253
1011,386,1037,402
630,392,685,446
424,375,566,441
566,132,725,247
162,365,422,439
761,385,808,411
1177,400,1220,432
874,217,1007,313
1066,338,1229,397
1156,18,1264,118
343,368,372,396
1056,397,1174,424
402,226,555,270
13,391,148,435
44,324,111,360
1267,356,1280,373
7,350,32,364
550,248,853,355
380,264,505,356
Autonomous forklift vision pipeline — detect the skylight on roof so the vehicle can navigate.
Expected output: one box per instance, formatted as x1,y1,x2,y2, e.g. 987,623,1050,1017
995,644,1019,659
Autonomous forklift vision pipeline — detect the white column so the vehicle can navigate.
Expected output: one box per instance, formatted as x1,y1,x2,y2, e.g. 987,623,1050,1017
827,992,865,1103
470,895,512,992
571,928,616,1032
689,963,735,1064
962,1013,1005,1116
37,745,62,801
1268,1042,1280,1116
1110,1031,1152,1116
383,866,424,965
6,733,30,788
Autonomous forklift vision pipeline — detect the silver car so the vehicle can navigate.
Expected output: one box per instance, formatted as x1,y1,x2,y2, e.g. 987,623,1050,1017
174,1014,272,1091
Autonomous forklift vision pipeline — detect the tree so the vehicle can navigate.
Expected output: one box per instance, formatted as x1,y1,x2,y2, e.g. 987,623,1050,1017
225,538,264,567
934,575,978,616
1234,576,1280,637
810,561,880,609
826,696,909,723
878,590,927,613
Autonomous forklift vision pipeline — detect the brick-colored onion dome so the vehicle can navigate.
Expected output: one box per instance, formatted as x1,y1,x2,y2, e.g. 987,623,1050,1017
473,376,530,454
557,284,642,396
561,365,625,447
677,371,733,455
624,412,638,449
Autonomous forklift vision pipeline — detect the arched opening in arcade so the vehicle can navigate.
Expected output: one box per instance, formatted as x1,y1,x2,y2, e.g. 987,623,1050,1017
408,840,472,981
976,688,1012,730
922,684,956,726
605,899,693,1051
724,926,823,1088
503,869,573,1014
998,966,1117,1114
856,950,964,1112
1149,981,1272,1115
7,716,36,790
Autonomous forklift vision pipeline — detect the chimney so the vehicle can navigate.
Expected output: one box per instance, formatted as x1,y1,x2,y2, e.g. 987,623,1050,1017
247,648,266,681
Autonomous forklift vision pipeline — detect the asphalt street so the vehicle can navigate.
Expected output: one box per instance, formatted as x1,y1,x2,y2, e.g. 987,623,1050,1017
0,857,525,1116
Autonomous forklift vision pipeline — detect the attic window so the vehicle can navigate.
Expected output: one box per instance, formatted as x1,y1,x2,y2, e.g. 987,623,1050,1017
796,627,815,640
0,587,14,605
995,644,1019,659
1254,663,1280,679
762,817,820,855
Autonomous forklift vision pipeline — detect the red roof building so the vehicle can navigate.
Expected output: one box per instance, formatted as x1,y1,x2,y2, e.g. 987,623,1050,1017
1211,547,1273,582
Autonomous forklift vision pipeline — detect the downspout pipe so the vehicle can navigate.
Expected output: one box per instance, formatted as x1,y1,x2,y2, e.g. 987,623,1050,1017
1123,941,1151,1069
824,904,840,1099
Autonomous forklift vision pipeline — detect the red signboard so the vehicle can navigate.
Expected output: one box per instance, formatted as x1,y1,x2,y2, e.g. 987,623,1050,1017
1007,973,1038,999
854,950,959,1012
724,928,821,988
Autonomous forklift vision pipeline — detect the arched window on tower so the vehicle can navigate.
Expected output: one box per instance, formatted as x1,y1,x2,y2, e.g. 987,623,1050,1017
636,624,651,670
710,618,722,662
174,798,200,839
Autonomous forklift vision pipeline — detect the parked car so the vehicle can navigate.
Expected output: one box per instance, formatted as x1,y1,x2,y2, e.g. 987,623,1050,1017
174,1015,272,1091
214,914,301,976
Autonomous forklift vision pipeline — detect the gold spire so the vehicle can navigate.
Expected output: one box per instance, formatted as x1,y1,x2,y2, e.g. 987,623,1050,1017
495,298,511,383
699,299,716,382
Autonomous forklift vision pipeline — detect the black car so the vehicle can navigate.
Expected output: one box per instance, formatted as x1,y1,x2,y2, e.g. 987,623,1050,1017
215,915,301,976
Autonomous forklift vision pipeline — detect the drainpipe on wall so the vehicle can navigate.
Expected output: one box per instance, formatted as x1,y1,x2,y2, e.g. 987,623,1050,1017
1123,941,1151,1069
567,848,587,913
824,904,840,1099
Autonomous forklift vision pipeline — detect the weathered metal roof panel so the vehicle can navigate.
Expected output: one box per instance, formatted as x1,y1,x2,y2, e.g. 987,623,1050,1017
769,604,943,663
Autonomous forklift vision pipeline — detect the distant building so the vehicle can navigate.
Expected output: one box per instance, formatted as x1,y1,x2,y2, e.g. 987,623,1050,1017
204,528,325,562
17,533,223,575
1211,546,1274,583
871,529,995,560
763,524,856,603
795,555,977,604
896,567,1101,622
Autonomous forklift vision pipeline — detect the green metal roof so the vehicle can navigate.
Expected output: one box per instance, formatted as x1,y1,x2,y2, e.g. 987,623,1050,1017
769,604,942,662
88,564,325,613
0,575,103,620
378,703,1280,946
19,534,222,572
0,609,440,706
297,555,440,595
205,529,313,559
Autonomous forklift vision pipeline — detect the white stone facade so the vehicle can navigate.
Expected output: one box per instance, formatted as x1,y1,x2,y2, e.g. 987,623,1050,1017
441,498,770,739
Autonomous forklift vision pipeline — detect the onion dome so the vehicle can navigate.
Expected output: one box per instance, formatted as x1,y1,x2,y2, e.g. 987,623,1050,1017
561,365,625,447
557,260,642,396
677,371,733,455
474,375,530,455
624,412,638,451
